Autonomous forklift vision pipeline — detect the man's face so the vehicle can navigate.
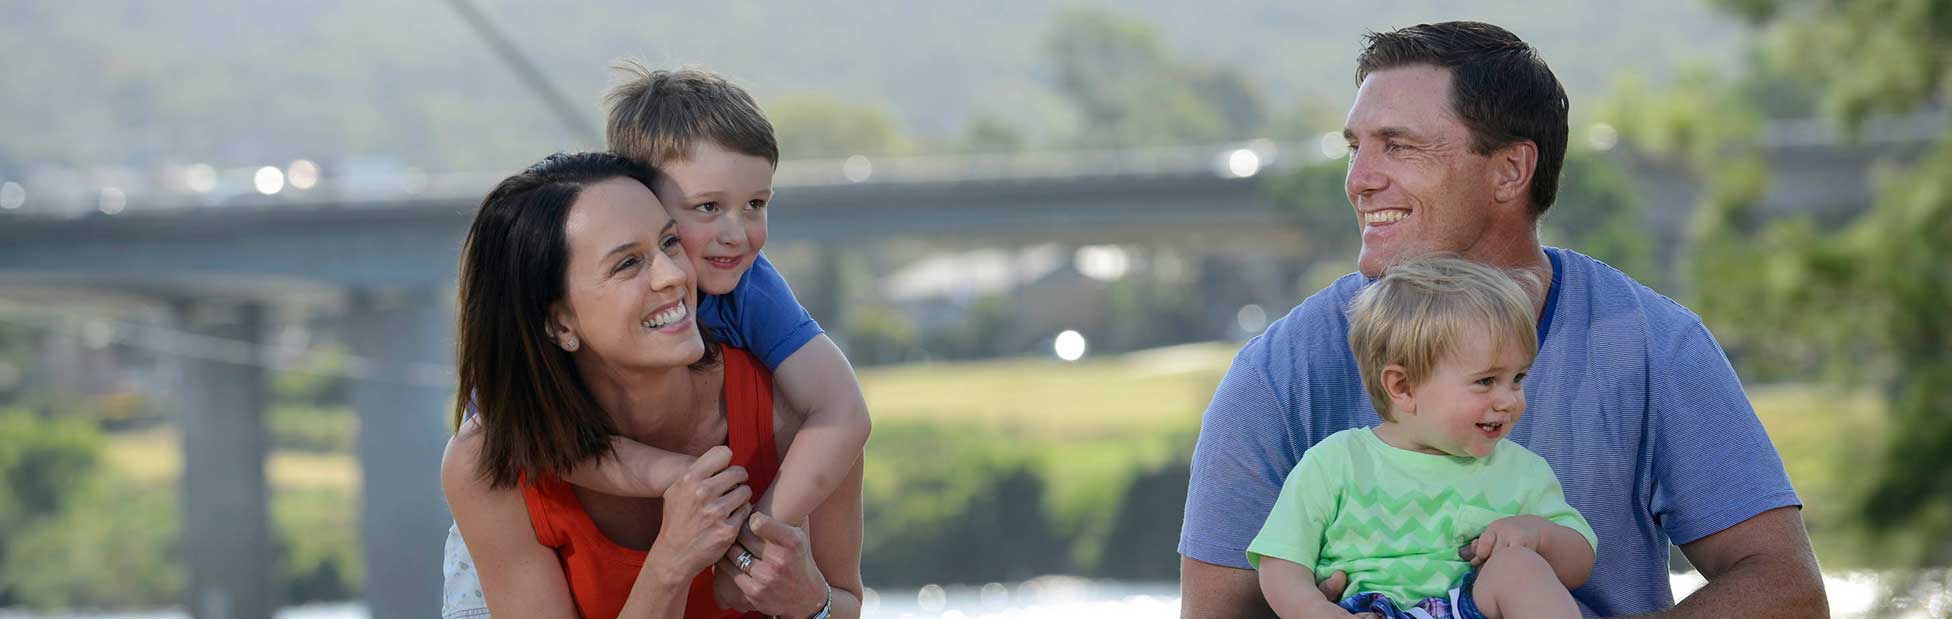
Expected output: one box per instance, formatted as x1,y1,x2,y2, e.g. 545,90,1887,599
1344,65,1500,277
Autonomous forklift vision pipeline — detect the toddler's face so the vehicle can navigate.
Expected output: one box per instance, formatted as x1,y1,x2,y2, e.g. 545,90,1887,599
653,140,774,295
1397,328,1532,458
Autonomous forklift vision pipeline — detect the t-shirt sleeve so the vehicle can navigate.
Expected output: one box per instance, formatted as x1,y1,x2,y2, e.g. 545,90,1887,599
1522,453,1599,555
1647,321,1801,544
698,252,824,370
1246,446,1338,570
1179,340,1303,570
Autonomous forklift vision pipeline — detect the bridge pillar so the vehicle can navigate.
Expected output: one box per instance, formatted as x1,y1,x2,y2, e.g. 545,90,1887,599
345,289,452,619
793,245,849,345
174,300,275,619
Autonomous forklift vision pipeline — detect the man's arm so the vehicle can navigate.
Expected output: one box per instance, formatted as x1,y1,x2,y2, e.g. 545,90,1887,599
1182,556,1275,619
1182,558,1354,619
1618,507,1825,618
1180,318,1327,619
1630,321,1821,617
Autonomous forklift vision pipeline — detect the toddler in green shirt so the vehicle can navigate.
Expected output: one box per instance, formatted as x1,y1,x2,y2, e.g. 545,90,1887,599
1249,256,1597,619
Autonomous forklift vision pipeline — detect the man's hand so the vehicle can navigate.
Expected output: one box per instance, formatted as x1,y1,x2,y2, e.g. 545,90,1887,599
1312,571,1380,619
1315,570,1350,604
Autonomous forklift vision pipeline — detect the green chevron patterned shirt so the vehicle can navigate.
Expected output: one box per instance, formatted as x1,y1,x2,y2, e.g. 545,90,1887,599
1247,427,1597,606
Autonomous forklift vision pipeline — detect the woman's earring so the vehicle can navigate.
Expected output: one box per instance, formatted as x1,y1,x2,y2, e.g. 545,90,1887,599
563,336,579,351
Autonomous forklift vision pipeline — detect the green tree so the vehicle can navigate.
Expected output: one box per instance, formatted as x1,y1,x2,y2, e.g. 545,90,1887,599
1541,152,1659,286
953,115,1028,153
766,94,908,159
1618,0,1952,574
0,407,185,609
1262,159,1357,266
1046,6,1264,147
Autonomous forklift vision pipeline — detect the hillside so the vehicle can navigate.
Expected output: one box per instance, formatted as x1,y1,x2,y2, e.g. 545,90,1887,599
1,1,1749,173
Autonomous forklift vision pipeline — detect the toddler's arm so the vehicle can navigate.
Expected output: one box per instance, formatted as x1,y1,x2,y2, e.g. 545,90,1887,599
1468,515,1595,589
1258,558,1361,619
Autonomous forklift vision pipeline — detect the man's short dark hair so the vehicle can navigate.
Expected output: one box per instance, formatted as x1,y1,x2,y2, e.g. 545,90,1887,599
1357,21,1569,217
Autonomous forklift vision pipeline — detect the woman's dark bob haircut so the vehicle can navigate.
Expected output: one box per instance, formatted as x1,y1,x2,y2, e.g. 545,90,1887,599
454,151,714,489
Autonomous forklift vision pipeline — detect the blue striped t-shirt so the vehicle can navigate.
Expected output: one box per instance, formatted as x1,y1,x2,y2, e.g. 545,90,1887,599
1179,247,1799,617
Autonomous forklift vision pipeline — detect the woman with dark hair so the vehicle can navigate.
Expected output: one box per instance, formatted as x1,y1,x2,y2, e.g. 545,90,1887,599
440,152,863,619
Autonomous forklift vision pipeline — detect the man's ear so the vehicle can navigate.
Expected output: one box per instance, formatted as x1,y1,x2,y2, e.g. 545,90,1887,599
1490,140,1538,206
1382,364,1417,416
546,302,581,352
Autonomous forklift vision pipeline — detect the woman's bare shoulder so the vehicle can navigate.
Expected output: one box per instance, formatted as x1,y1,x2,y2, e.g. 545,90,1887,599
441,418,496,501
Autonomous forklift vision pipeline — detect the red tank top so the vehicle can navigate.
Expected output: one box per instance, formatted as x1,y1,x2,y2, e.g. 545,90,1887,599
522,348,778,619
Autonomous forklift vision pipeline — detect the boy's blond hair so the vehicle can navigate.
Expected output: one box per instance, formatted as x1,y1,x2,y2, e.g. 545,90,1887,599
1347,255,1540,421
604,61,778,168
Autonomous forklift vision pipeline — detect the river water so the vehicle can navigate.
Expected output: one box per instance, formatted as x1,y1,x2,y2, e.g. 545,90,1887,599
2,571,1943,619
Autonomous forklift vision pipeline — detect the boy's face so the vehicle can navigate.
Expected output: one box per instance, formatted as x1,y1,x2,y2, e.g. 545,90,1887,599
1389,327,1532,458
652,140,773,295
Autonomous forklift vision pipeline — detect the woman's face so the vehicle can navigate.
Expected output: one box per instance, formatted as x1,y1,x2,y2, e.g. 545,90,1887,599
551,177,705,370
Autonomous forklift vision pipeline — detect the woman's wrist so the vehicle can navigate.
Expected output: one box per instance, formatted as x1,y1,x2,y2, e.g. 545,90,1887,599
638,546,692,592
792,581,832,619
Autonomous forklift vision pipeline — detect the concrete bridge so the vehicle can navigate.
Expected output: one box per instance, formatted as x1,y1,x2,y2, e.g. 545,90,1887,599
0,123,1931,617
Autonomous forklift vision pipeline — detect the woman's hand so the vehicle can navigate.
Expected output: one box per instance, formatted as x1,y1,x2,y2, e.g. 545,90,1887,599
717,513,829,618
646,446,751,583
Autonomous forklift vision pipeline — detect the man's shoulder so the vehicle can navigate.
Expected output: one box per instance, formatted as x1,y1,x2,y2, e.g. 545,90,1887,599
1252,272,1366,352
1554,248,1708,334
1232,272,1366,380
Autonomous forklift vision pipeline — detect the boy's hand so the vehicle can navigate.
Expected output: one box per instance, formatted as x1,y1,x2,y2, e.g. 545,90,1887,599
1461,515,1551,567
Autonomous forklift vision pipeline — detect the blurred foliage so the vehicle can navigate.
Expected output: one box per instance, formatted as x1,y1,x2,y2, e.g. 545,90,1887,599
0,337,369,609
861,421,1068,585
921,294,1019,360
273,488,362,603
0,407,178,609
0,408,101,541
268,404,357,452
1046,5,1266,147
1602,0,1952,569
950,115,1030,154
274,346,352,405
1263,159,1358,265
0,475,181,609
1541,152,1660,287
843,303,922,366
1103,271,1207,352
768,94,910,159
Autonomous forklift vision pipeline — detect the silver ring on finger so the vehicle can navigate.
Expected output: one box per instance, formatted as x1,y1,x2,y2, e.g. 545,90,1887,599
734,548,756,573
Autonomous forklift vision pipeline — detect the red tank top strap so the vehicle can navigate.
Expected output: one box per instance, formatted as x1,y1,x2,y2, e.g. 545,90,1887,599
719,347,779,498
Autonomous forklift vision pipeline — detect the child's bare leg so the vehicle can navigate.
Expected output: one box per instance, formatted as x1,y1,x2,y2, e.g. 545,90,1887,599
1469,547,1578,619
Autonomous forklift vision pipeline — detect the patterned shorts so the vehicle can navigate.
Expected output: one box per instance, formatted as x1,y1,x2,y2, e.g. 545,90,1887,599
1338,569,1486,619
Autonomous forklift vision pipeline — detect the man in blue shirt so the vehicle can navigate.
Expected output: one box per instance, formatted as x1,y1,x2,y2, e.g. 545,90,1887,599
1178,22,1826,618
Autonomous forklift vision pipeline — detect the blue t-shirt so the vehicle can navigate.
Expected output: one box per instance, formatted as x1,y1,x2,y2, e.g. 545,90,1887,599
701,252,824,371
1179,247,1799,617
